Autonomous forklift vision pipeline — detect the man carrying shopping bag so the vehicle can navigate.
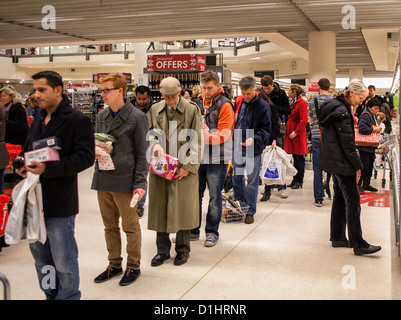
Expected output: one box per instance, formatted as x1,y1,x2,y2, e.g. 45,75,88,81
15,71,95,300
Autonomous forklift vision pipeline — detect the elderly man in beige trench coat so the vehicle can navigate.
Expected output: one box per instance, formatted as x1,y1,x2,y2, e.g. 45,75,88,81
147,77,202,266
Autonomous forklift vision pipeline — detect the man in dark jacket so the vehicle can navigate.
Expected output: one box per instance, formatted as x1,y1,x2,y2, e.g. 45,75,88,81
232,76,271,224
259,75,291,201
17,70,95,299
131,85,154,217
318,81,381,256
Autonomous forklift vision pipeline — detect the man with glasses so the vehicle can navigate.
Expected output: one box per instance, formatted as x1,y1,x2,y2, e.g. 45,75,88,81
147,77,202,266
92,73,148,286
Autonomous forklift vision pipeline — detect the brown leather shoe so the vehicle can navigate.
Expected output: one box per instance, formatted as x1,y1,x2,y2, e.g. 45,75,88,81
151,254,170,267
174,252,189,266
244,214,254,224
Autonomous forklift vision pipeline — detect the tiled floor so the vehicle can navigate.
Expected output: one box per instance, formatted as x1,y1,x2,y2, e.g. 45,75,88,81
1,166,400,300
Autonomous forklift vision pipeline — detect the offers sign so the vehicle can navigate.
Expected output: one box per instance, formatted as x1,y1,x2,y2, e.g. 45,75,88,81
147,54,206,71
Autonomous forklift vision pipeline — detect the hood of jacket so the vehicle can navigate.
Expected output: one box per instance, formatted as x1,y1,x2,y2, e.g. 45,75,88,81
318,96,351,128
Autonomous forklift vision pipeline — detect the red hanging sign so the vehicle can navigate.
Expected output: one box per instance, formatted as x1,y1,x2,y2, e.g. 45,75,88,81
308,82,320,92
147,54,206,71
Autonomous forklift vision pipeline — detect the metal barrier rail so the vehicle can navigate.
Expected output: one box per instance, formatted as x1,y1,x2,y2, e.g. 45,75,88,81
0,273,10,300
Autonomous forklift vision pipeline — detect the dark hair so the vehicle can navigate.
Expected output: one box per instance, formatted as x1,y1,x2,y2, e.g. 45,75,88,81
367,97,382,109
261,75,273,87
368,85,376,90
318,78,330,91
32,71,64,89
135,85,150,96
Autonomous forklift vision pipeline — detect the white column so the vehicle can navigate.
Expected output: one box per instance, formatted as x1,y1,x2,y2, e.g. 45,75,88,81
308,31,336,87
133,42,148,86
349,68,364,82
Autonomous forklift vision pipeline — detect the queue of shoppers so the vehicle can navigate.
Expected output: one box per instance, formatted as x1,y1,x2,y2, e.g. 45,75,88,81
0,69,385,300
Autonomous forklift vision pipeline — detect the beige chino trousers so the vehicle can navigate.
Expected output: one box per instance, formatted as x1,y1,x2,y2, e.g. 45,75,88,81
97,191,141,268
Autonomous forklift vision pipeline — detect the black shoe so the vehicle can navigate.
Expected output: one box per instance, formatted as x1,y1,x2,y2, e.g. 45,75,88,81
151,253,170,267
291,181,303,189
332,240,349,248
353,245,381,256
260,189,271,202
136,208,144,218
174,252,189,266
314,199,323,207
94,265,123,283
119,267,141,286
288,179,296,188
363,185,378,192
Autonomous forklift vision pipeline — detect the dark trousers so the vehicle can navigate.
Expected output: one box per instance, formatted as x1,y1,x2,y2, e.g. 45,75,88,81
359,150,375,180
157,230,190,254
330,174,369,248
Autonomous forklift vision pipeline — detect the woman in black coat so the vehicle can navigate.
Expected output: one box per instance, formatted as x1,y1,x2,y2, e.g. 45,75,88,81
318,81,381,256
0,85,29,146
357,98,381,191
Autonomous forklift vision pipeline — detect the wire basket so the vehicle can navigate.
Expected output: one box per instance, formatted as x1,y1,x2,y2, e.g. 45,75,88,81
221,194,249,223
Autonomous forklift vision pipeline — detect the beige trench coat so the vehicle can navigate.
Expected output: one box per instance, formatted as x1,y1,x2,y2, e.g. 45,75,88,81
147,97,202,233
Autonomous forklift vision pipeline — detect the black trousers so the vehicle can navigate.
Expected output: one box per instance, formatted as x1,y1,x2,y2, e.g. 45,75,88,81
359,149,375,180
156,230,190,255
330,174,369,248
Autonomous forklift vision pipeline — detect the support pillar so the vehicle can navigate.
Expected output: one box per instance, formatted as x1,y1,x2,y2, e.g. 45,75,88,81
349,68,364,83
308,31,336,87
133,42,148,87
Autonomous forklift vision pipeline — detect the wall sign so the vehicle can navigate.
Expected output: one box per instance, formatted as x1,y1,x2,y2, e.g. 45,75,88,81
147,54,206,71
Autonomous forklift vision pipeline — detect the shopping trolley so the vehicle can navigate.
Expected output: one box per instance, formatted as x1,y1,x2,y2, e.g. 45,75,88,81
373,134,396,188
0,273,10,300
221,192,249,223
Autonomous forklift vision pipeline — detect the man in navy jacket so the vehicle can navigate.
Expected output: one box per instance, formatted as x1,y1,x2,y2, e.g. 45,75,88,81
232,76,271,224
17,71,95,299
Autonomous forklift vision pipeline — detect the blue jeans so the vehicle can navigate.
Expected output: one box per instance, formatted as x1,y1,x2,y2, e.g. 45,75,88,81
232,153,261,216
137,183,147,211
312,138,324,201
192,163,227,237
29,215,81,300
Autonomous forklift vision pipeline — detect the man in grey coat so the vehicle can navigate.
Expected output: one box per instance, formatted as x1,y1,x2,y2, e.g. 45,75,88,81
92,73,148,286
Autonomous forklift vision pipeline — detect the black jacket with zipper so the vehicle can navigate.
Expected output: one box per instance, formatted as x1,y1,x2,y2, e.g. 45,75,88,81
318,96,363,176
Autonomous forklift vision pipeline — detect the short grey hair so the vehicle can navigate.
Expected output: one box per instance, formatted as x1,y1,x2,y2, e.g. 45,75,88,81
239,76,256,90
345,81,367,97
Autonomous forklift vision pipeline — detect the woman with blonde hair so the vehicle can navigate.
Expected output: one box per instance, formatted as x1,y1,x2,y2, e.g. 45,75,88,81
0,85,29,146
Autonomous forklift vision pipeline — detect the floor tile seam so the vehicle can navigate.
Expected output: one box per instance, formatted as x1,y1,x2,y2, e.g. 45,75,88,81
178,197,289,300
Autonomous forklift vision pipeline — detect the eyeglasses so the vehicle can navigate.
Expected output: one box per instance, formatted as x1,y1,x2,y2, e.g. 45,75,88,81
100,88,119,94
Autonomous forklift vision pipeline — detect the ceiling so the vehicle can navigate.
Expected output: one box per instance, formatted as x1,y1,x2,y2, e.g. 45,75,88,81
0,0,400,77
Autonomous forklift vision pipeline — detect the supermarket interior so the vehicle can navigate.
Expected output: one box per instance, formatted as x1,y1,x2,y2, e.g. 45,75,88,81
1,0,401,301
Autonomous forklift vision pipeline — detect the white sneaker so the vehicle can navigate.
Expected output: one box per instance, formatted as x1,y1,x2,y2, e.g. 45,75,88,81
279,189,288,199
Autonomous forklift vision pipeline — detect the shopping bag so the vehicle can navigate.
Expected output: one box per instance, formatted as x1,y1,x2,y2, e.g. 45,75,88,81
355,128,380,147
261,148,283,185
5,173,46,245
223,163,234,193
0,195,10,238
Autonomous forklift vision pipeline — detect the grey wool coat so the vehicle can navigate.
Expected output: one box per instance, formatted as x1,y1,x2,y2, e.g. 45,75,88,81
147,97,202,233
91,100,149,193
